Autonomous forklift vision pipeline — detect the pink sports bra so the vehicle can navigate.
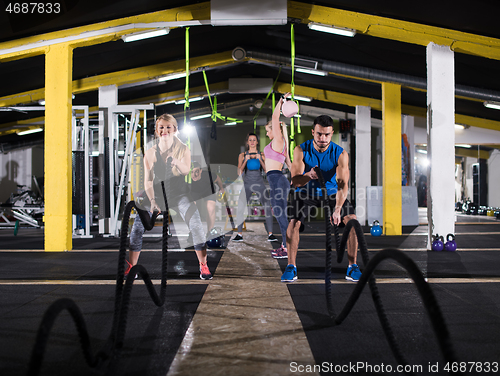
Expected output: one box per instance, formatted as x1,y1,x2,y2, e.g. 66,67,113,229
264,141,286,164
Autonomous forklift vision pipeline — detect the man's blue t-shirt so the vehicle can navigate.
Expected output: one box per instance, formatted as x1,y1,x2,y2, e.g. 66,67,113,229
297,139,344,196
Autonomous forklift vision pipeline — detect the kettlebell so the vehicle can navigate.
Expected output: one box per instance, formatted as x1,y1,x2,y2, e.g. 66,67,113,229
444,233,457,252
431,234,444,251
370,220,382,236
281,98,299,118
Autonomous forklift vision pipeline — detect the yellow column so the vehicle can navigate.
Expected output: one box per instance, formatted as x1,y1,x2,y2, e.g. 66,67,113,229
44,43,73,251
382,83,402,235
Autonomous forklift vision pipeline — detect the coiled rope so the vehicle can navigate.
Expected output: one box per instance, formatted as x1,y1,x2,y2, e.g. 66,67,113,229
314,167,459,375
27,200,168,376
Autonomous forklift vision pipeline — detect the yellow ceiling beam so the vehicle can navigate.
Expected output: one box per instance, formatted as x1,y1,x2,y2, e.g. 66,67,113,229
0,82,230,136
0,51,238,107
0,2,210,62
275,83,383,109
401,104,427,118
455,114,500,132
0,116,46,137
73,51,236,92
455,147,490,160
3,1,500,62
121,82,230,105
275,83,500,131
289,1,500,60
3,81,500,135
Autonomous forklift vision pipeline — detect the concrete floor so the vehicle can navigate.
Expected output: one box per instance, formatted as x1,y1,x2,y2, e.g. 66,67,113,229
1,212,499,376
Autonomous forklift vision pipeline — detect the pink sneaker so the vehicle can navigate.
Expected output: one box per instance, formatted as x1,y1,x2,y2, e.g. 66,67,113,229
199,262,213,280
124,260,137,279
271,245,288,259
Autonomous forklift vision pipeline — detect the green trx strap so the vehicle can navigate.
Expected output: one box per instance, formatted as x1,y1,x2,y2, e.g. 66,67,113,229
214,95,217,118
291,24,295,102
290,24,301,135
296,102,301,133
185,27,191,183
203,70,217,121
202,70,243,124
184,27,190,125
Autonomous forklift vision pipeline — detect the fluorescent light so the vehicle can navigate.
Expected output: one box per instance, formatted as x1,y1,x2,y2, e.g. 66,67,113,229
157,72,187,82
190,113,212,120
175,96,204,105
17,128,43,136
456,144,472,148
484,101,500,110
122,28,169,43
416,149,427,154
308,23,356,37
296,67,328,76
293,95,312,102
225,122,237,126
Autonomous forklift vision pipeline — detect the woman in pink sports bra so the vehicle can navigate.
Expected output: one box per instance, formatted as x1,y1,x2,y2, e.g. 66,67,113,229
264,93,293,259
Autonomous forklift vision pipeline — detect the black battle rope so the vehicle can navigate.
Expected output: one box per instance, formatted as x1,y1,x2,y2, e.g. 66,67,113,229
313,167,459,375
28,199,168,376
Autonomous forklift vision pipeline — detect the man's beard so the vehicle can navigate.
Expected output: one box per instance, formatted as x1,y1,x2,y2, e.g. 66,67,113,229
313,139,329,151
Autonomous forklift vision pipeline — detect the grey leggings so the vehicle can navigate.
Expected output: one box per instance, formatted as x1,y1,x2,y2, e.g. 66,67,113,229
130,195,206,251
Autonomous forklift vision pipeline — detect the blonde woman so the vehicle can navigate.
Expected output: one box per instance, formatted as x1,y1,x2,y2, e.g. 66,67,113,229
127,114,212,280
264,93,292,258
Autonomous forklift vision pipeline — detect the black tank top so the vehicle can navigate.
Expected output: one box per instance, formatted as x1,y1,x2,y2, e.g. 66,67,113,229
152,146,186,202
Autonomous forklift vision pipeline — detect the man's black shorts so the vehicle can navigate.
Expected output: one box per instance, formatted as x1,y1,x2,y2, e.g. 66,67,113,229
288,189,355,226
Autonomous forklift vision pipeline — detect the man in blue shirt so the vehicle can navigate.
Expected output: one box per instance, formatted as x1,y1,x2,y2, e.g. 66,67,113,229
281,115,361,282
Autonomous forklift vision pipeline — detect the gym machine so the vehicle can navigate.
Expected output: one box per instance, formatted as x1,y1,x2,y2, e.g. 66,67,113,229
98,104,154,237
71,104,153,238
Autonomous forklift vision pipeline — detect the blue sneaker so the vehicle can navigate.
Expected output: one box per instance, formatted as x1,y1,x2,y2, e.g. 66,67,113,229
281,264,297,282
346,264,361,281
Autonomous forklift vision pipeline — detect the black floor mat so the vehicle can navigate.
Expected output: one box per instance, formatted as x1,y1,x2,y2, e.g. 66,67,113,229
0,284,207,376
288,282,500,376
0,250,224,281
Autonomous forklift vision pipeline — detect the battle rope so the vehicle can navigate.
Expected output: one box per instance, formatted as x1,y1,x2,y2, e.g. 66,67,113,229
27,200,168,375
314,167,459,375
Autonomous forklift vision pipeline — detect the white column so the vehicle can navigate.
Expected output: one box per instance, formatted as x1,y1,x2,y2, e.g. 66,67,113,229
402,115,415,186
355,105,371,225
488,150,500,206
98,85,118,235
426,43,455,248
